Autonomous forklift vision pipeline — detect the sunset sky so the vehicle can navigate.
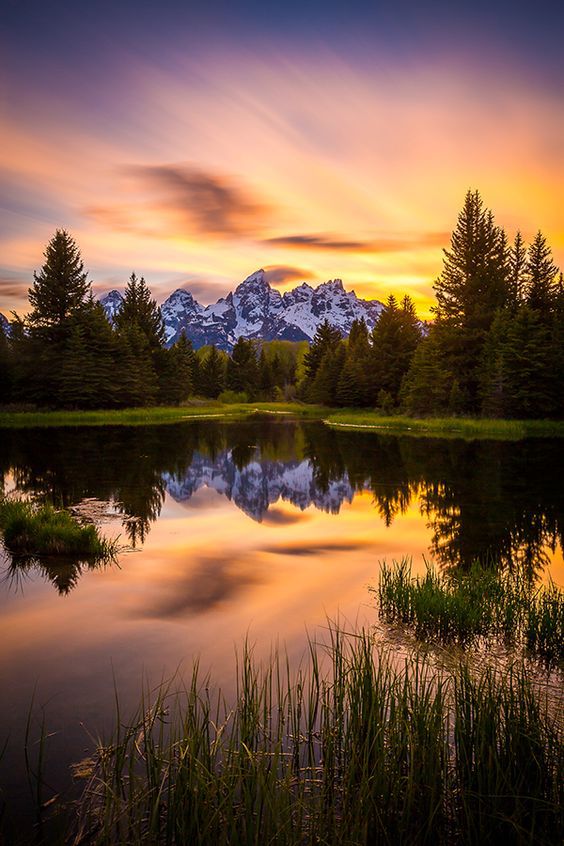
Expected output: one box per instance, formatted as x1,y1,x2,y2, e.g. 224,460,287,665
1,0,563,318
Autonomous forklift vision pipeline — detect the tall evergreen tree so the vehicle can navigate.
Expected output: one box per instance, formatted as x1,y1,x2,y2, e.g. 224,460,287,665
434,191,509,331
115,273,165,350
303,320,342,382
432,190,510,409
336,356,366,406
199,345,225,398
226,337,259,396
309,342,345,405
258,348,275,398
371,295,422,402
116,325,159,407
28,230,90,332
0,321,13,404
400,335,452,416
509,230,527,305
525,231,558,315
502,306,553,418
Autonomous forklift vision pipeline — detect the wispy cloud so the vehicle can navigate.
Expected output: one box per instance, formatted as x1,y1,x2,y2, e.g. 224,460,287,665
262,265,315,285
87,163,271,240
264,232,450,254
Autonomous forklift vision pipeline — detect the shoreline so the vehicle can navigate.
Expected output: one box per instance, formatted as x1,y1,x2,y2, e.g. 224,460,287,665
0,402,563,439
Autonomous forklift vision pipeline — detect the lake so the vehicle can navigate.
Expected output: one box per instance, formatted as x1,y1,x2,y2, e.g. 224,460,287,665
0,418,562,834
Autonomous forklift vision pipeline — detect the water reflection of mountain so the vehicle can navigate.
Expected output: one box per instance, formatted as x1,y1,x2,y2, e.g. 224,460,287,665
1,419,563,591
164,453,354,521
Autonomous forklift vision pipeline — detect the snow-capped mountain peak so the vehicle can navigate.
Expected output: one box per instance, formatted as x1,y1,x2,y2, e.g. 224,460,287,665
100,272,384,350
99,290,123,324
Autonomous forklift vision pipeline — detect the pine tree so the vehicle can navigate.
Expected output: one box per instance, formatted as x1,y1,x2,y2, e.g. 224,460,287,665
309,342,345,405
58,324,93,408
258,348,275,398
116,326,159,407
432,190,510,410
28,230,90,332
74,297,121,407
303,320,342,381
502,306,553,418
0,321,13,404
115,273,165,350
480,310,511,417
400,335,452,416
434,191,509,331
370,295,422,403
509,230,527,305
525,231,558,315
172,332,196,401
199,345,225,398
226,337,259,396
336,356,365,406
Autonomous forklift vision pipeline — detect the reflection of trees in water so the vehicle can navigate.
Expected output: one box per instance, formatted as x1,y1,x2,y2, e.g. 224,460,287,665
1,421,562,590
303,427,563,579
1,552,108,595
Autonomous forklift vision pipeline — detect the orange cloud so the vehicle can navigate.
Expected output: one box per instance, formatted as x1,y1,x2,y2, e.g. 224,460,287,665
263,232,450,254
87,163,271,240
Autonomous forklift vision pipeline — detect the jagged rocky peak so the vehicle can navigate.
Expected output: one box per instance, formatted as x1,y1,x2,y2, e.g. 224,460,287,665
236,268,270,290
98,270,385,350
99,290,123,324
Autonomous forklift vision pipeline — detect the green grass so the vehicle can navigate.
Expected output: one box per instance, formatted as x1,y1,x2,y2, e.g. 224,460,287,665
0,498,118,562
376,559,564,664
0,402,327,429
2,403,564,439
65,624,562,845
325,410,564,440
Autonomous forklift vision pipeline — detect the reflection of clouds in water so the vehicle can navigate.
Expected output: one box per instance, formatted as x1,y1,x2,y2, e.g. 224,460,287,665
130,554,263,619
260,508,311,527
261,539,374,557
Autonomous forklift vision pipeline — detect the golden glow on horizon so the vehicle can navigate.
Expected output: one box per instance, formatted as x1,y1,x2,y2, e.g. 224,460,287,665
1,52,563,318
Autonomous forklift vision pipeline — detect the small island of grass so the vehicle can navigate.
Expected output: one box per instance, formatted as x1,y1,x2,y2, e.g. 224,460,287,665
0,498,118,563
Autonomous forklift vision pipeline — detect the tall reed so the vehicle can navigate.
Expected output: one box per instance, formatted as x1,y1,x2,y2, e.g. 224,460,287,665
377,559,563,664
71,624,562,845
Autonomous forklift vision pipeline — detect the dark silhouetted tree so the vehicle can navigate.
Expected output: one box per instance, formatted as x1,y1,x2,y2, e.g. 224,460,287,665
28,230,90,333
115,273,165,350
226,337,259,396
525,231,558,315
199,345,225,398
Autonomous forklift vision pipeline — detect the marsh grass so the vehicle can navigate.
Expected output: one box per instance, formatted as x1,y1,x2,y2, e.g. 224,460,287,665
0,498,118,564
325,411,564,440
68,626,562,846
377,559,563,664
0,403,326,429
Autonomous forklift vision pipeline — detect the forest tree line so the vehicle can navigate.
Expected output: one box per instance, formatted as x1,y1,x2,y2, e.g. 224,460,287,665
0,189,562,418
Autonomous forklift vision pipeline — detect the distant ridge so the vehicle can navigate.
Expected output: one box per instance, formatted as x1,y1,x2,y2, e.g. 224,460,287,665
100,269,384,350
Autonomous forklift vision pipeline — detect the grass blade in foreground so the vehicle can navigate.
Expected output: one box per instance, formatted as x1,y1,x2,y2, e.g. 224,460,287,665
71,625,563,845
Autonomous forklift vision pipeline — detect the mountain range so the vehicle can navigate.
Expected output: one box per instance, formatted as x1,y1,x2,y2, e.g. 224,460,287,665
0,313,10,336
164,449,356,522
100,269,384,350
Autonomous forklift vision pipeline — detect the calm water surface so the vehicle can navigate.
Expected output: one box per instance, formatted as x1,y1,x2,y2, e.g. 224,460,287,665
1,419,563,828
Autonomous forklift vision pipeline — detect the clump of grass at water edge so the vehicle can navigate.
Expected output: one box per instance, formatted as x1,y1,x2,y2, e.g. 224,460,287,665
376,558,564,665
0,498,118,563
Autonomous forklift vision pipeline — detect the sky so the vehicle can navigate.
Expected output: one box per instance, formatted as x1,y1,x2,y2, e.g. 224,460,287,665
1,0,563,318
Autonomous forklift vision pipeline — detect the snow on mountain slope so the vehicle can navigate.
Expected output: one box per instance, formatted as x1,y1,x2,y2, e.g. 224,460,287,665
163,449,357,522
99,290,124,325
0,313,10,336
100,270,384,350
